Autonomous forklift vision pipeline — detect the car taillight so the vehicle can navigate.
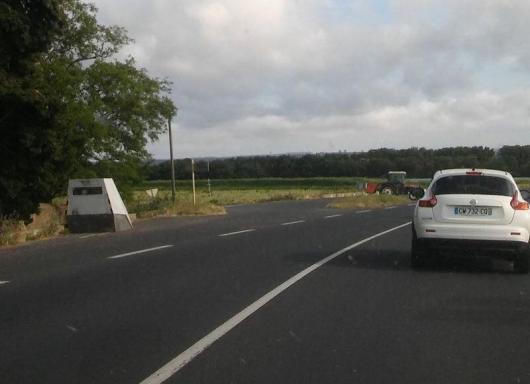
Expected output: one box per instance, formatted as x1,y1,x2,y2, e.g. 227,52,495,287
511,193,529,210
419,195,437,208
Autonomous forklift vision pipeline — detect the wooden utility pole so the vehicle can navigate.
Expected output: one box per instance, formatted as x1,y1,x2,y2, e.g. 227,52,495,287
207,161,212,197
168,116,177,203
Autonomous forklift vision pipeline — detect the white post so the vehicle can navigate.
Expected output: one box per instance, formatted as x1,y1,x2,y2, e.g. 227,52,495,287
207,161,212,198
191,159,196,205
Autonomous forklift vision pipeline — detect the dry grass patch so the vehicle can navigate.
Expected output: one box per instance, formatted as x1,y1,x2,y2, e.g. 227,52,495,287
26,203,64,240
0,218,26,246
0,203,64,247
328,194,411,210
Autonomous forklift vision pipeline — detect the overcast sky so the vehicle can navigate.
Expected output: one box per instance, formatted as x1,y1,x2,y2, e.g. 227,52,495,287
93,0,530,158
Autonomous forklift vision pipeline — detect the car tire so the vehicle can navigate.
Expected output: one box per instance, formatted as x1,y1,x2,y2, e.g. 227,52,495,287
411,230,425,268
381,187,393,195
514,247,530,274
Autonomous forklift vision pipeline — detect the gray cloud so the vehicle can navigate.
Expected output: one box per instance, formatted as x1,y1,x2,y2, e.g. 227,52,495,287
93,0,530,158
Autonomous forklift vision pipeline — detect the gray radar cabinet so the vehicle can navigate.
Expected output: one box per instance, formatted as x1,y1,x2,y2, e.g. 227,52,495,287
66,178,133,233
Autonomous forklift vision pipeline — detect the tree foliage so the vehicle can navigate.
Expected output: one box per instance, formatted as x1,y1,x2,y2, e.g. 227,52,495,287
1,0,175,220
0,0,63,76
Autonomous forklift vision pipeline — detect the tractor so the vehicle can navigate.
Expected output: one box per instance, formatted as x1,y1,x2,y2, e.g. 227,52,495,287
365,171,424,200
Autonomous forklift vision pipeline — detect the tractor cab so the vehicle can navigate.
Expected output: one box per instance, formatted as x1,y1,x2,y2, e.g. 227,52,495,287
387,171,407,184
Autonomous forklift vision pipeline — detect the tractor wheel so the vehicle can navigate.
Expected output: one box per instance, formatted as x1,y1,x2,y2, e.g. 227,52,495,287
408,187,425,201
381,187,393,195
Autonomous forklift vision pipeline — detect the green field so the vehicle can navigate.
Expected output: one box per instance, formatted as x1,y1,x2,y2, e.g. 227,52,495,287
140,176,530,192
139,177,375,192
129,177,530,216
133,178,372,210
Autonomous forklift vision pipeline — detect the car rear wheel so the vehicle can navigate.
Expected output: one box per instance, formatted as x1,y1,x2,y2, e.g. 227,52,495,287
514,247,530,274
411,230,425,268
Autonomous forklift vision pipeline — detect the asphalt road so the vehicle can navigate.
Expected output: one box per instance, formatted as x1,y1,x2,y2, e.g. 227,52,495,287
1,199,530,383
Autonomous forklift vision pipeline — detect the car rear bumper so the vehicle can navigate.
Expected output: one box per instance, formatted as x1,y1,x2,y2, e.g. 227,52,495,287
415,237,528,260
415,221,530,243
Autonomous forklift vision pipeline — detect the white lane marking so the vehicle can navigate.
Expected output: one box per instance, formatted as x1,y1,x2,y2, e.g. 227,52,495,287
281,220,305,226
218,229,256,237
0,281,10,285
139,221,412,384
385,206,397,210
324,214,342,219
107,245,174,260
356,210,372,214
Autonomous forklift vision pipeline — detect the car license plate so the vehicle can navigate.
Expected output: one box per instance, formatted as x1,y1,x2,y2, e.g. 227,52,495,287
454,207,492,216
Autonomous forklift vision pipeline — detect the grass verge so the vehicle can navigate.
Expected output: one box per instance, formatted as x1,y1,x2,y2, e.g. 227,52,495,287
328,194,411,209
129,196,226,219
132,188,360,207
208,189,328,205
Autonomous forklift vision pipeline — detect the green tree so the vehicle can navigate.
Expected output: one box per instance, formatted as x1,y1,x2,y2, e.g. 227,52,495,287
1,0,64,218
0,0,175,220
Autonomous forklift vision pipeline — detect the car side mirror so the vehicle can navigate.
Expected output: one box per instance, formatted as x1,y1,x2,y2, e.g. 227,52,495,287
521,189,530,202
409,187,425,201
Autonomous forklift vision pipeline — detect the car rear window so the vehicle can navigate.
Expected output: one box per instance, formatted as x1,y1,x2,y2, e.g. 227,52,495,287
432,175,515,196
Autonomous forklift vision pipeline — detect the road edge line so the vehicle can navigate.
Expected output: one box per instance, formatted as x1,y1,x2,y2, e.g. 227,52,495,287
139,221,412,384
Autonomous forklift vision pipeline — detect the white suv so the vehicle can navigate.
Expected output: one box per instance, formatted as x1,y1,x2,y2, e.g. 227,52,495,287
412,169,530,273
